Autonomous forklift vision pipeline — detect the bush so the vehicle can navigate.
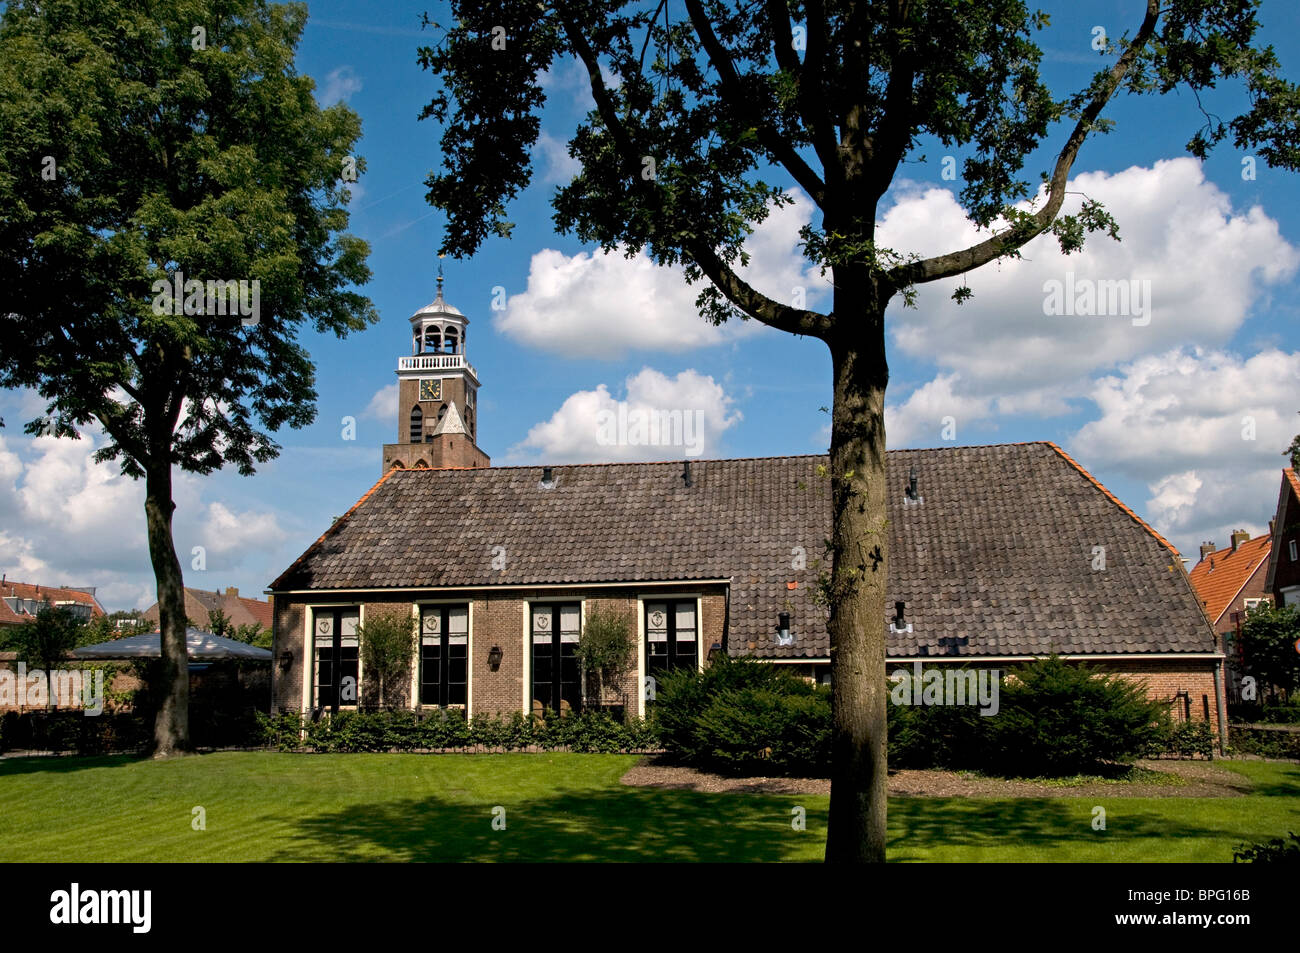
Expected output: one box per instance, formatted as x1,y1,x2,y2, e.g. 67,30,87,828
1160,721,1215,760
654,656,830,775
887,688,986,769
1233,832,1300,863
257,706,658,754
978,657,1171,775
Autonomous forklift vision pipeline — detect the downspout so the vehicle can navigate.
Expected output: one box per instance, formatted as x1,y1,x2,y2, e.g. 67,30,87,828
1213,654,1228,758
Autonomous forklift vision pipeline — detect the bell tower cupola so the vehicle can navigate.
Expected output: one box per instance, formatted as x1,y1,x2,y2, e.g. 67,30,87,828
381,264,490,472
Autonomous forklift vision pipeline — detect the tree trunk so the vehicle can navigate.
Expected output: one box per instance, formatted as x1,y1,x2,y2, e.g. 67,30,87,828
145,460,191,757
824,301,890,864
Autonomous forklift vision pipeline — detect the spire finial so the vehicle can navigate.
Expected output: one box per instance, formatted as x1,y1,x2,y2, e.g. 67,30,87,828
436,253,445,299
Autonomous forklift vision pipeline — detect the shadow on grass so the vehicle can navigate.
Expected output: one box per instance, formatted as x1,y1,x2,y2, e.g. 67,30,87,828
886,797,1236,861
270,786,816,863
0,753,145,776
1228,762,1300,797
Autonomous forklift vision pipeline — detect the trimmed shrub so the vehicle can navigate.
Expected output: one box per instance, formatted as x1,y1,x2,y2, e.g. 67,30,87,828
257,707,658,754
982,657,1171,775
655,656,830,775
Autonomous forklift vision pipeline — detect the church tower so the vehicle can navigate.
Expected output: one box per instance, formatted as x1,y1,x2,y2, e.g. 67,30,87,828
381,272,490,472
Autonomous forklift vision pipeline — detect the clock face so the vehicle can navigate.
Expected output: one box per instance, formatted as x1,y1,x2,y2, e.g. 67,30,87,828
419,379,442,401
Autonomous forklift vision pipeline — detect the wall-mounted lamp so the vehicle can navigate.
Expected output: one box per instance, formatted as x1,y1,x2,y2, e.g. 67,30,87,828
278,650,293,670
487,644,504,670
775,611,793,647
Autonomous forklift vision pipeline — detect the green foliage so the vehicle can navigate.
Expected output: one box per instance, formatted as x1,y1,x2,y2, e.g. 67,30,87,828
576,606,633,705
1161,721,1216,760
1228,725,1300,760
356,609,417,708
1233,832,1300,864
654,656,830,776
0,711,150,755
1238,602,1300,699
0,0,377,478
1230,697,1300,725
983,657,1172,775
257,708,659,754
0,605,89,699
207,609,233,638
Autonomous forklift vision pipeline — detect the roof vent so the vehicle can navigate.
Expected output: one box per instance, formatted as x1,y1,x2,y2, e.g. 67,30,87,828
539,466,556,489
903,466,923,506
682,460,693,488
889,601,912,634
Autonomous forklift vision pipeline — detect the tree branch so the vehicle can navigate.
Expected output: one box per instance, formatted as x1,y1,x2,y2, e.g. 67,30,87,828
682,0,827,207
888,0,1160,289
556,3,833,339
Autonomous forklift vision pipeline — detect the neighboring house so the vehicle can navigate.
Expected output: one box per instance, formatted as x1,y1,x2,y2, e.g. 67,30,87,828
268,442,1225,743
0,577,106,630
1265,468,1300,609
143,586,273,634
1188,531,1272,701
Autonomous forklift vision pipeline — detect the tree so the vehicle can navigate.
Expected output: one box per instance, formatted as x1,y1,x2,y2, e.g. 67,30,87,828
417,0,1299,861
0,604,89,710
575,606,633,710
0,1,376,755
1286,412,1299,468
356,609,417,709
1239,602,1300,702
207,608,233,638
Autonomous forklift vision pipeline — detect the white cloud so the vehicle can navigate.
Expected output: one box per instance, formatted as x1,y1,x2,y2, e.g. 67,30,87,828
317,66,362,105
878,158,1298,399
509,367,742,462
199,502,286,556
885,374,993,445
534,130,582,184
363,382,398,422
1065,346,1300,556
497,189,830,358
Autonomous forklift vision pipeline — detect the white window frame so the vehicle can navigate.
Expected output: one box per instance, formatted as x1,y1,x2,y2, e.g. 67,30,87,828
302,604,364,713
636,593,703,718
410,598,474,712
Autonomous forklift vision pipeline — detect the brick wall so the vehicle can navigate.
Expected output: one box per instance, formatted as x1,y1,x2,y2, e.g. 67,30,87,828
1090,659,1221,727
271,585,729,718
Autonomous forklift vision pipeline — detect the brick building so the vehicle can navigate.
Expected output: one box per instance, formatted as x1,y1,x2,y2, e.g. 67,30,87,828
1188,530,1272,701
0,578,106,630
1265,468,1300,608
268,439,1226,744
142,586,273,633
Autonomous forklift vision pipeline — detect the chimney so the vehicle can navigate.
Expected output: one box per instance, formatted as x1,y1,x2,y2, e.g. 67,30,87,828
1230,529,1250,552
1199,541,1216,561
227,587,239,598
1270,518,1276,536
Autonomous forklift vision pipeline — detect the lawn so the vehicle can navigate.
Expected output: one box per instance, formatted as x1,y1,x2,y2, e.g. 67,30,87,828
0,752,1295,862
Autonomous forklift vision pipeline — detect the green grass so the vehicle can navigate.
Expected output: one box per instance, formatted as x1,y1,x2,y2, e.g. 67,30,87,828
0,752,1295,862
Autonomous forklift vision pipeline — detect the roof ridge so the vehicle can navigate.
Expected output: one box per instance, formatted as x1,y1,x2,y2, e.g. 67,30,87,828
1046,442,1180,558
389,441,1057,473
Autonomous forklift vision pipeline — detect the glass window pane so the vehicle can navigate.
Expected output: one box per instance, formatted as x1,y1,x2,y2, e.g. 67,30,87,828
532,609,551,633
340,610,360,637
560,605,580,633
448,607,468,634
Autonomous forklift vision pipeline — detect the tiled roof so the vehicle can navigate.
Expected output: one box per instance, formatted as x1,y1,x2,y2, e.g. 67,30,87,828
1287,468,1300,501
1189,534,1272,626
0,580,106,626
270,442,1216,659
143,587,274,632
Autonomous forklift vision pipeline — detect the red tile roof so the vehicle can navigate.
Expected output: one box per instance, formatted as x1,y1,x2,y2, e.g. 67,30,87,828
1188,534,1272,625
0,580,107,626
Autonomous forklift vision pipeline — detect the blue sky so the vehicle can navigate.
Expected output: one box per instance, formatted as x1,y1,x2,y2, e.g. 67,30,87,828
2,0,1299,612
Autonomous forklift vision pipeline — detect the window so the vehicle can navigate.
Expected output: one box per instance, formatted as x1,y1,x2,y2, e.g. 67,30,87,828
531,603,581,716
408,405,423,443
1243,598,1269,611
645,600,698,688
420,604,468,707
313,607,360,712
1291,539,1298,561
